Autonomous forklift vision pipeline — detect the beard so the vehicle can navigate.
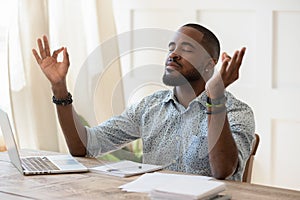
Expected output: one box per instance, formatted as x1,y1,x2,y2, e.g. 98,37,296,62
162,68,203,86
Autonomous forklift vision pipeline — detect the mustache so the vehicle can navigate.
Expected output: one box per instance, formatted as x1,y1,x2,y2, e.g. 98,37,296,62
166,58,182,67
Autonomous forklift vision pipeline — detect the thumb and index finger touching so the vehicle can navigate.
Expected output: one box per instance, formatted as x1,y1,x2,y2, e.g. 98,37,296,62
32,35,69,65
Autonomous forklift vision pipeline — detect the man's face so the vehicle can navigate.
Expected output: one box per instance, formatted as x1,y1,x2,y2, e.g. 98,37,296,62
163,26,211,86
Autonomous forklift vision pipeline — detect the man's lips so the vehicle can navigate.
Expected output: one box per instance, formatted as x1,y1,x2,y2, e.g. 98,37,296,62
165,66,178,73
165,61,182,71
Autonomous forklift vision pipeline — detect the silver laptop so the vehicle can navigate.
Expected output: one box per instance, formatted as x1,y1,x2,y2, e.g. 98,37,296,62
0,109,88,175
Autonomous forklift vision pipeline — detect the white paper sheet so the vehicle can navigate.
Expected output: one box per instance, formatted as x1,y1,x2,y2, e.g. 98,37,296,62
89,160,163,177
119,172,214,193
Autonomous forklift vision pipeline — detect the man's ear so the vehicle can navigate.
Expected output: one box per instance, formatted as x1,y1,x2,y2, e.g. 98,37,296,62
202,58,216,81
205,58,216,71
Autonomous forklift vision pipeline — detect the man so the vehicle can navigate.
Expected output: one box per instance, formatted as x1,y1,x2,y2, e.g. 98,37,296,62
32,23,255,181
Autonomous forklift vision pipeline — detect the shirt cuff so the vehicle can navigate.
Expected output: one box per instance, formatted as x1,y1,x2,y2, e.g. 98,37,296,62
85,126,102,157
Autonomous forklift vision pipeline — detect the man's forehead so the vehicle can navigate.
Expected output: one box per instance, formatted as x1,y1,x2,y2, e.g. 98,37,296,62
171,26,204,46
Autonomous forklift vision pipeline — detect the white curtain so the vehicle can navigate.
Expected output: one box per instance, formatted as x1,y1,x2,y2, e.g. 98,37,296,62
0,0,123,152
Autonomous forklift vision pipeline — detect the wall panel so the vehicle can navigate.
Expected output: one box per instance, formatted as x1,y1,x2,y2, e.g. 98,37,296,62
273,11,300,89
271,119,300,190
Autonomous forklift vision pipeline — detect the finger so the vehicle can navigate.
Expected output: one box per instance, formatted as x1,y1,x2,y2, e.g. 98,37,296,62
220,57,230,75
221,52,226,61
221,52,231,62
227,50,239,71
32,49,42,65
63,47,70,66
37,38,46,59
43,35,51,57
236,47,246,67
52,47,64,59
228,49,244,74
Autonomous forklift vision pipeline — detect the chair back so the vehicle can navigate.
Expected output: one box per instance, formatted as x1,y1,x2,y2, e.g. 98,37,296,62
242,133,260,183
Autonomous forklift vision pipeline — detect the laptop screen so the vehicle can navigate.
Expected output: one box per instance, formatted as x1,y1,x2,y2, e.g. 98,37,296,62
0,109,24,173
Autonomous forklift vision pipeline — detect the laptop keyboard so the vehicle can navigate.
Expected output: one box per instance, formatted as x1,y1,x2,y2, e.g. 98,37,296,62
21,157,59,171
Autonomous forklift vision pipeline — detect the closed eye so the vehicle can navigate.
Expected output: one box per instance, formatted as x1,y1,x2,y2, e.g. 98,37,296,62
181,42,195,52
182,48,193,52
167,41,195,53
168,42,176,52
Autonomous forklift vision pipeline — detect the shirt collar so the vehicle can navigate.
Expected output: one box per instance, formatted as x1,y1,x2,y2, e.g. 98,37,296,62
195,91,208,107
162,89,177,103
162,88,208,106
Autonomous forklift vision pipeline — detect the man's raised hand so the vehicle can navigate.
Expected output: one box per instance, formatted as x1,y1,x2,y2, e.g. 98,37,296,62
32,35,70,87
205,47,246,98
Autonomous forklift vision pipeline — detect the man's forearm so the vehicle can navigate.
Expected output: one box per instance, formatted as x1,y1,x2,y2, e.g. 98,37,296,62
52,85,87,156
55,105,87,156
207,113,238,179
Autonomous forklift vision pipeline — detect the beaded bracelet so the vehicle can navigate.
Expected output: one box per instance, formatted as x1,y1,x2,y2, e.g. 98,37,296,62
52,92,73,106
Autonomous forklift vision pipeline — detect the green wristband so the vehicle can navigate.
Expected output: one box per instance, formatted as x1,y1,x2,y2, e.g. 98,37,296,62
206,102,226,108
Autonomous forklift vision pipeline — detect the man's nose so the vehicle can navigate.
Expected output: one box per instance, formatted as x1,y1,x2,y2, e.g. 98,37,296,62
169,51,181,60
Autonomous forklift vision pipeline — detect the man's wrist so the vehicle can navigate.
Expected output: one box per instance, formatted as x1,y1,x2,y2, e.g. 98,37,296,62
205,87,225,99
207,95,227,105
51,82,68,99
206,93,227,115
52,92,73,106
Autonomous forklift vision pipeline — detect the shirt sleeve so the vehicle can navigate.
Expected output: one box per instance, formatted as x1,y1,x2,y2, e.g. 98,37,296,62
226,94,256,181
85,103,142,157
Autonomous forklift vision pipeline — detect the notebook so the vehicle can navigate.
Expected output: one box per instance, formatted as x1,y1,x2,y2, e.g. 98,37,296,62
89,160,163,177
120,172,227,200
149,178,226,200
0,109,88,175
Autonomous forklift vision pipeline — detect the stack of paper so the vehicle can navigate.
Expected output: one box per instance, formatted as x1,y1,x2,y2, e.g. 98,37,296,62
119,172,226,200
149,178,225,200
89,160,163,177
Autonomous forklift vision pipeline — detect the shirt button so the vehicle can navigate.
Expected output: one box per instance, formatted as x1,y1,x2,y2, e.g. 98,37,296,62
172,159,177,163
175,136,179,141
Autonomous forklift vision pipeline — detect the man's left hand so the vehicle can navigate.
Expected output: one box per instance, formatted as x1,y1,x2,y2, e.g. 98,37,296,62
206,47,246,99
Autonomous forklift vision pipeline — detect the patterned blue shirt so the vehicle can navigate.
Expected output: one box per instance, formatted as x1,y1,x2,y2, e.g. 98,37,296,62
86,90,255,181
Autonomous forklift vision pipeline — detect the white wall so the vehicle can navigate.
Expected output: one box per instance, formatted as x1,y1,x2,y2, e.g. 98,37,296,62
113,0,300,191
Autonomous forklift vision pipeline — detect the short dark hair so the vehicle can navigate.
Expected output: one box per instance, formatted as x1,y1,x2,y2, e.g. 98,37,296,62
183,23,220,63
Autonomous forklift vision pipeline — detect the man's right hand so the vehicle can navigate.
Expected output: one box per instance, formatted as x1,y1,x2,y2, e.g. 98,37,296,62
32,35,70,94
32,35,87,156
